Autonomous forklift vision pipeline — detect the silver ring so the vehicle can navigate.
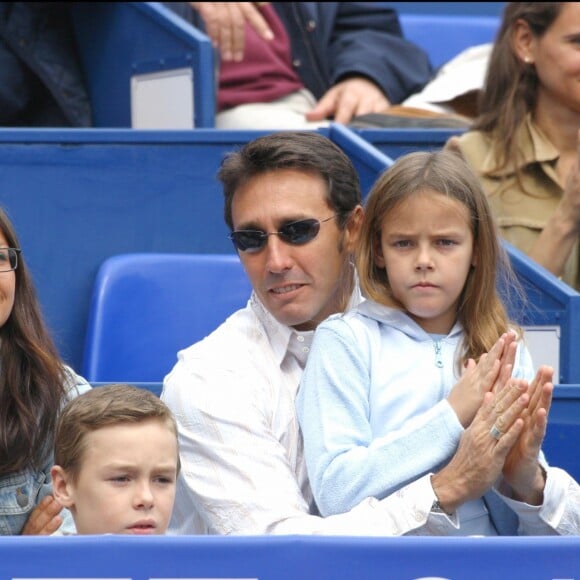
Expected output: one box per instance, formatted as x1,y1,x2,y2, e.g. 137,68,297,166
490,424,503,440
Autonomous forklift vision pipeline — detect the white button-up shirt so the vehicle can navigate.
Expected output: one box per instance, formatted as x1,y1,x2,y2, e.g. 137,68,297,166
162,292,439,535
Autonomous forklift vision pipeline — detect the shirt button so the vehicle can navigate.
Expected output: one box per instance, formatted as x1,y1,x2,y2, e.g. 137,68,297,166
296,335,304,342
292,58,301,68
306,20,316,32
303,347,310,353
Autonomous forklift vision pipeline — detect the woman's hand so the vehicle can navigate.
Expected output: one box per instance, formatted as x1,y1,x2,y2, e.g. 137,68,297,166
559,132,580,234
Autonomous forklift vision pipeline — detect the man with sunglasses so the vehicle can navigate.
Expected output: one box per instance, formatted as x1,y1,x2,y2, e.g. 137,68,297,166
161,132,544,536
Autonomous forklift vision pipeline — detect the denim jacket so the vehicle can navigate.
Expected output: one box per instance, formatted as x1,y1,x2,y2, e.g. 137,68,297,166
0,368,90,535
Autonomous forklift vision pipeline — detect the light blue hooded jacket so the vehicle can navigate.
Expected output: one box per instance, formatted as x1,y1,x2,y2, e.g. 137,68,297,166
296,300,535,521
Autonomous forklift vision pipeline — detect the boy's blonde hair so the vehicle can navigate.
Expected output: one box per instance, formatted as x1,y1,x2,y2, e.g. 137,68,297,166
357,150,521,368
54,384,179,482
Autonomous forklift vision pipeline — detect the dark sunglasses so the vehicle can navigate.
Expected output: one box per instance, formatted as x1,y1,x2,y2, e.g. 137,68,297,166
229,215,338,253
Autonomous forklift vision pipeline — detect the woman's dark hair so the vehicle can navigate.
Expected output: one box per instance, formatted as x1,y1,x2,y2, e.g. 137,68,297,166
0,208,66,475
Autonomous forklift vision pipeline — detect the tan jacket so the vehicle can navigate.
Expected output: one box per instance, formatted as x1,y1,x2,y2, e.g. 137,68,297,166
448,117,580,290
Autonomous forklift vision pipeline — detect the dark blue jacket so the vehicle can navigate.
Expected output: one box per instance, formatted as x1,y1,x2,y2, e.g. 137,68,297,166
273,2,432,104
166,2,433,105
0,2,91,127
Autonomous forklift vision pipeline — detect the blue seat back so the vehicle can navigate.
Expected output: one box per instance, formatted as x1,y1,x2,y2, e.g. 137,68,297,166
353,128,465,160
82,253,252,382
399,13,500,69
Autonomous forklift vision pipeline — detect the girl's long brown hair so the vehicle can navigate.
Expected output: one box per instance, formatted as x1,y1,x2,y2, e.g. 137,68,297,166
357,151,521,371
0,208,67,475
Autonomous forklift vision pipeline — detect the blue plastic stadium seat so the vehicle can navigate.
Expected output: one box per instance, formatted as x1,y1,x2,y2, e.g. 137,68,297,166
82,253,252,383
399,14,500,69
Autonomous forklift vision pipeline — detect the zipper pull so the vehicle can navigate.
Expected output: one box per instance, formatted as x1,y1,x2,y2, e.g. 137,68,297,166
434,340,443,368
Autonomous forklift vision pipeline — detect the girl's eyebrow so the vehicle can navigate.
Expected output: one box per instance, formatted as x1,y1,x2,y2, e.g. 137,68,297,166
384,226,466,235
384,231,413,238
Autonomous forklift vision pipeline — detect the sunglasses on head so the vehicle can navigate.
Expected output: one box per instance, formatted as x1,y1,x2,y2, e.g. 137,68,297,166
229,214,338,253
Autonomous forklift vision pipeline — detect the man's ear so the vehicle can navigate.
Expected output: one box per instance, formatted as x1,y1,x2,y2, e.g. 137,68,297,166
343,205,364,254
50,466,75,508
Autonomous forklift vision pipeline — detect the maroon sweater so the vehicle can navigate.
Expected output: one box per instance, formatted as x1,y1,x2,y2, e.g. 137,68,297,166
218,4,303,112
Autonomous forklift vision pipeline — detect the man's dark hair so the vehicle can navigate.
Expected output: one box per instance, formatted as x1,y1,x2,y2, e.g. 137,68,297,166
218,131,362,230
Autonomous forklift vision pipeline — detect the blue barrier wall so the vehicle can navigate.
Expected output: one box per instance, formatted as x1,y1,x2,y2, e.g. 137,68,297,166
0,535,579,580
70,2,216,128
0,126,390,371
354,128,463,160
506,243,580,385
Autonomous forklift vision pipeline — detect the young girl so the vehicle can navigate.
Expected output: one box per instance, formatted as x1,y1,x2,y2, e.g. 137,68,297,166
296,150,565,534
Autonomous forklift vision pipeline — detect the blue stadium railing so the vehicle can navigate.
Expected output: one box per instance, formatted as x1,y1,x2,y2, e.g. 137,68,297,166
353,127,464,160
1,535,579,579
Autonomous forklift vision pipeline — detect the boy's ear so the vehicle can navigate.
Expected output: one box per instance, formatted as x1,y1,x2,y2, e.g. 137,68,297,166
50,466,75,508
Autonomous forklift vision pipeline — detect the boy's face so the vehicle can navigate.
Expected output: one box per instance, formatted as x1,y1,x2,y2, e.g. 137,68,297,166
52,419,178,535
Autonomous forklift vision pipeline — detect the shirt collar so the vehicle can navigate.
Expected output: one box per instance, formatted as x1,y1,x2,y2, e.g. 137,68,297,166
249,275,363,368
479,114,559,177
250,292,304,367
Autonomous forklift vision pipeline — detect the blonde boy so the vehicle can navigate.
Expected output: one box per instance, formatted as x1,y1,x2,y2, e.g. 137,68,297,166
51,384,179,535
